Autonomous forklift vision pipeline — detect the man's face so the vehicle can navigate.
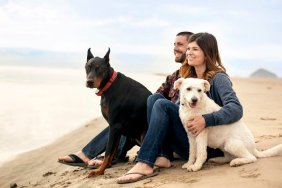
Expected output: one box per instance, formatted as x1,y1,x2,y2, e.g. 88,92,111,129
174,35,188,63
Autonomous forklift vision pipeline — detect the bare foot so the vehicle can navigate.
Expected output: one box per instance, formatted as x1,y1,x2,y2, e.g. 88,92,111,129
58,151,89,163
154,156,171,169
116,162,154,183
88,158,103,166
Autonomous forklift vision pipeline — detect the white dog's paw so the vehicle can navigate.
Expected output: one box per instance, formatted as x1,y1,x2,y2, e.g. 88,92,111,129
230,159,243,167
182,162,190,169
182,160,194,169
187,164,201,172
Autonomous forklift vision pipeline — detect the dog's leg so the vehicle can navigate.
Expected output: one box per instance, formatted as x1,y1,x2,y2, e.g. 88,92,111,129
209,152,233,164
187,131,208,172
88,124,121,177
182,133,196,169
224,140,257,167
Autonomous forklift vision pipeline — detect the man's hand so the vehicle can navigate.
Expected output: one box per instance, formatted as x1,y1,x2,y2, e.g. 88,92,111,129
186,115,206,136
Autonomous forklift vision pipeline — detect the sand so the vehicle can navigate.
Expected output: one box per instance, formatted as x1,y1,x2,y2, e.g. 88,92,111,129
1,77,282,188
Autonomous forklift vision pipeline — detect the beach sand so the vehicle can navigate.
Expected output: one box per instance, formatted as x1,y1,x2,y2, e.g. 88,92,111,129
1,77,282,188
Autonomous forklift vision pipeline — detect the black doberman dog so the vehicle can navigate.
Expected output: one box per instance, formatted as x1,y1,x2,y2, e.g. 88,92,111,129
85,48,152,177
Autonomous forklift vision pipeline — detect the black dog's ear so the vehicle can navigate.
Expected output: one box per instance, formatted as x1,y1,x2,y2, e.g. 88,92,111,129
104,48,110,62
87,48,94,62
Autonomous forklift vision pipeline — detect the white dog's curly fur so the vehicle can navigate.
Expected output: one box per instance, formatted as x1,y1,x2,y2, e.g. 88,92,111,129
174,77,282,172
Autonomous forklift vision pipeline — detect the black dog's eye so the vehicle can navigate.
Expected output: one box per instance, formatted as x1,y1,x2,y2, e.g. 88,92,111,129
85,65,90,72
198,89,202,92
186,87,191,91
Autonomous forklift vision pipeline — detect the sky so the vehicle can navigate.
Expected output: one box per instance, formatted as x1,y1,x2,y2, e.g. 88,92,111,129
0,0,281,77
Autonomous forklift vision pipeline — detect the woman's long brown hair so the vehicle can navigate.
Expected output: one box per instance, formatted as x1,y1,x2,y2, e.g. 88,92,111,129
179,32,226,83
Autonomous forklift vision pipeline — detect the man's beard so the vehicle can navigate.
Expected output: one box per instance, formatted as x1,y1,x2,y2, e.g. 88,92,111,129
175,53,186,63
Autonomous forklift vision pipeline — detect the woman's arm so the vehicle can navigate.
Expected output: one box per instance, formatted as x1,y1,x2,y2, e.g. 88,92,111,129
203,73,243,127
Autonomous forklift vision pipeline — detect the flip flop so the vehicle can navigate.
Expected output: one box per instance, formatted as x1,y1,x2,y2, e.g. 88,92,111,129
116,171,159,184
153,164,172,171
58,154,87,167
153,164,162,171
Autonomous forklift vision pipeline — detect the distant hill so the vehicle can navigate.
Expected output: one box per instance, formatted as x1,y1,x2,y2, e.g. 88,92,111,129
250,68,278,78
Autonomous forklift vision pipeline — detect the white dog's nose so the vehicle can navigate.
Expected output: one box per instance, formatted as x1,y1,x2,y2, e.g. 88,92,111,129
191,97,198,103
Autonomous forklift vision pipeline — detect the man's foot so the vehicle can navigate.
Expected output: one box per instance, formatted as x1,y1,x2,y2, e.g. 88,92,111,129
58,151,89,167
116,162,156,184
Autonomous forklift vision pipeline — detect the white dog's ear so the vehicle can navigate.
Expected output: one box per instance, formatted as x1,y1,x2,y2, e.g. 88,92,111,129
203,80,210,92
174,78,184,90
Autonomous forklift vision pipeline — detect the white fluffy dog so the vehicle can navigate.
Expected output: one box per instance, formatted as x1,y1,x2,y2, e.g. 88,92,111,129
174,77,282,172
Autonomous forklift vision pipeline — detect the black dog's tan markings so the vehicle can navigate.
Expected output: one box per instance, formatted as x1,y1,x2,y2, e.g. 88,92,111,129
85,48,151,177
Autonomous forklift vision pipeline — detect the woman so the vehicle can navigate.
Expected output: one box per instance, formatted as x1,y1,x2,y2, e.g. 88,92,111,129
116,32,243,184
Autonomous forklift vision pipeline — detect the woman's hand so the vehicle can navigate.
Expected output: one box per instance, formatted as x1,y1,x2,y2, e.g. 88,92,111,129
186,115,206,136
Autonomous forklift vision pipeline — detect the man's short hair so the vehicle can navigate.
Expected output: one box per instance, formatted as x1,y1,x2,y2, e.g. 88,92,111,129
176,31,194,41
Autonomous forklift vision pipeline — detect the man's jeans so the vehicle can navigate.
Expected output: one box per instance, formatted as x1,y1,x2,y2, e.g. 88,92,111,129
82,127,130,160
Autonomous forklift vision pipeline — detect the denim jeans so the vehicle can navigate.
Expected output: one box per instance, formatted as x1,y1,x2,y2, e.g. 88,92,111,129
137,93,223,167
82,126,131,160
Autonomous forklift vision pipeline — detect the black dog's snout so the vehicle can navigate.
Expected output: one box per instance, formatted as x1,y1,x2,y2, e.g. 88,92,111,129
87,80,93,84
86,80,94,88
191,97,198,103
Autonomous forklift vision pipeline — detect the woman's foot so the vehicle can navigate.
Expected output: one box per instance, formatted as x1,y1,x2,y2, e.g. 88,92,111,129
116,162,155,183
87,156,104,166
116,157,170,184
154,156,171,169
58,151,89,164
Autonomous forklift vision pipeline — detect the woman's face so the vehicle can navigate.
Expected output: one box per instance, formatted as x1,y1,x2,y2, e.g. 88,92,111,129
186,41,205,67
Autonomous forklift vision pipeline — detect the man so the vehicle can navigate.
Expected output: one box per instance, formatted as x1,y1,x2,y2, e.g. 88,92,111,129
116,31,194,183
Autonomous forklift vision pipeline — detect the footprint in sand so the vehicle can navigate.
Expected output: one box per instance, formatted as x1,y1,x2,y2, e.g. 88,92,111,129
260,117,276,121
256,134,282,143
42,171,56,177
60,171,69,176
259,135,277,140
239,168,261,178
187,179,199,183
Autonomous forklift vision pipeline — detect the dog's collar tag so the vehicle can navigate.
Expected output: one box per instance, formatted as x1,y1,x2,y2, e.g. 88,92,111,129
95,71,117,96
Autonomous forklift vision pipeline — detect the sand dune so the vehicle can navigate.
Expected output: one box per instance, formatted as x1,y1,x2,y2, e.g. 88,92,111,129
1,77,282,188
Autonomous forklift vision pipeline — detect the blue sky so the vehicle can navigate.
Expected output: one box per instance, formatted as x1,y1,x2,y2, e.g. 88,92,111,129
0,0,281,77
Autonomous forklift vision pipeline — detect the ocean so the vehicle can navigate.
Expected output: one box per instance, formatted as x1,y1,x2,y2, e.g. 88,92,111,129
0,66,165,166
0,66,101,166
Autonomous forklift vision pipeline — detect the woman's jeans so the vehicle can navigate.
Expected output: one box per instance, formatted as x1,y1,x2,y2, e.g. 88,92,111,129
136,93,223,167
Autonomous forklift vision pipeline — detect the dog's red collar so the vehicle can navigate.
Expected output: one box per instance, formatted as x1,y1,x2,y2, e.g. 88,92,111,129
95,71,117,96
